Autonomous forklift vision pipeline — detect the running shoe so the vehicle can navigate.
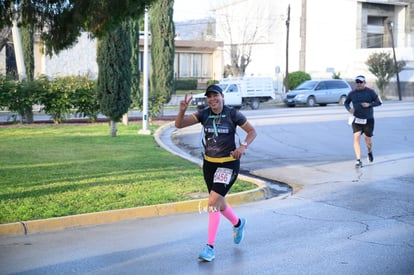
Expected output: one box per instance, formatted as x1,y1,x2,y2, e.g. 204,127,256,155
355,160,363,168
233,218,247,244
198,245,215,262
368,152,373,162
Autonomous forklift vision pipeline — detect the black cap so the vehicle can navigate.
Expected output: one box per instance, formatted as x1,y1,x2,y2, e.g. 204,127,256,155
204,84,223,96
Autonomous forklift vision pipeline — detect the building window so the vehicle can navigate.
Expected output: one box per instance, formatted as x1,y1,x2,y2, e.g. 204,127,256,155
175,53,212,79
367,33,384,48
366,16,386,48
178,53,192,77
192,54,202,77
360,3,395,49
201,54,212,78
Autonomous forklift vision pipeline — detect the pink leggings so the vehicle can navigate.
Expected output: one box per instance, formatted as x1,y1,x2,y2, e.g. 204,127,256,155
207,204,239,246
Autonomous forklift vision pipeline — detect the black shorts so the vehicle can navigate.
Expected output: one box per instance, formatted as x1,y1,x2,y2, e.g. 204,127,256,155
352,118,374,137
203,159,240,197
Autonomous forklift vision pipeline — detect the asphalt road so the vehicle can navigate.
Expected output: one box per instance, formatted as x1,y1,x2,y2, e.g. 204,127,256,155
1,101,413,275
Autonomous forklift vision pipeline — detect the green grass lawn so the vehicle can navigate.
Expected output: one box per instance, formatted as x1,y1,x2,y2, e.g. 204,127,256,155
0,123,256,224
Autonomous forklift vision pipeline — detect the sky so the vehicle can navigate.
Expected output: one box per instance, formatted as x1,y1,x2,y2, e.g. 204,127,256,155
173,0,225,21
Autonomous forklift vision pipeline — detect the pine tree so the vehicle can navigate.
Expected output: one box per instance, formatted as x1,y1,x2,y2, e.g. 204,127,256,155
97,21,132,137
149,0,175,118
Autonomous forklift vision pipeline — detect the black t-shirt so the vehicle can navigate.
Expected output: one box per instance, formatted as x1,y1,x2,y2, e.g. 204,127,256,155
193,106,247,158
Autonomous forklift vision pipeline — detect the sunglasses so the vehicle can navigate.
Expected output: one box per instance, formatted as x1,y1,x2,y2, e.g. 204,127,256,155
355,80,363,84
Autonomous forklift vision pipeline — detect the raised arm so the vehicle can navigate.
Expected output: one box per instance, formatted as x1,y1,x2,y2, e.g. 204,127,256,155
175,94,198,128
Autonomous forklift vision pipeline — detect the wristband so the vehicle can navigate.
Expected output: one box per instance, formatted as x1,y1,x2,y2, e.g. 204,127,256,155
241,141,248,149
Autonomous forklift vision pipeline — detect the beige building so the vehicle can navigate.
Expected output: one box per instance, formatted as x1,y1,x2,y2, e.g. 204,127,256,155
1,32,223,90
33,33,224,89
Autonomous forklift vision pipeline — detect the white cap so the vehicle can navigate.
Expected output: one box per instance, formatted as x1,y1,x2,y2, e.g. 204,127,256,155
355,75,365,82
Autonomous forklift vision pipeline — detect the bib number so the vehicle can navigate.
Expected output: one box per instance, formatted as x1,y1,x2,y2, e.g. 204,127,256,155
354,118,367,125
214,168,233,185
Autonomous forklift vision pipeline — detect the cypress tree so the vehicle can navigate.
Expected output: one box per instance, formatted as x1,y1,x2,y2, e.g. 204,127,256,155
20,25,34,81
149,0,175,118
130,19,141,109
20,23,35,123
97,21,132,137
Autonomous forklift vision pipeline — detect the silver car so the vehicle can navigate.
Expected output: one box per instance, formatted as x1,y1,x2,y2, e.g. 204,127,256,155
284,79,351,107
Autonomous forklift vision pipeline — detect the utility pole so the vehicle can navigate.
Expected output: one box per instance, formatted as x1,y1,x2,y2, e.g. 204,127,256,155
387,20,402,101
285,4,290,94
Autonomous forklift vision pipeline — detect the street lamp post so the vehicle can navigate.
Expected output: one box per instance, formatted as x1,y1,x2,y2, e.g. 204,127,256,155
139,7,151,135
387,21,402,101
285,4,290,94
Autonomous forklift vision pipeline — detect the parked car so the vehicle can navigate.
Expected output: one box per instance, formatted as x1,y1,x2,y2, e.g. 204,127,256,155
283,79,351,107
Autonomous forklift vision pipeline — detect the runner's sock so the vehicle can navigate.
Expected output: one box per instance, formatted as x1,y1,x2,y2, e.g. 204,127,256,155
207,211,220,246
221,204,239,226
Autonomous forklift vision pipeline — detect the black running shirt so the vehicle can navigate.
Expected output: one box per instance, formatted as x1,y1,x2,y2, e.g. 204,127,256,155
344,87,382,119
192,106,247,158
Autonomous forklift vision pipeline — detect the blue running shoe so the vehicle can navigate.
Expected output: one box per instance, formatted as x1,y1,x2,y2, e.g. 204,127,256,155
198,245,215,262
233,218,247,244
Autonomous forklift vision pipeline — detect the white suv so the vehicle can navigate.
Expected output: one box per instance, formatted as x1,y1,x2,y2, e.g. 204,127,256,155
284,79,351,107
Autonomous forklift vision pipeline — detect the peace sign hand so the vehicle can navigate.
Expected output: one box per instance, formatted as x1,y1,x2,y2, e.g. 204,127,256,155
179,94,193,112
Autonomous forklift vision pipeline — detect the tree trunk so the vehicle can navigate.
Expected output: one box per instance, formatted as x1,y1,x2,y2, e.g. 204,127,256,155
110,120,117,137
23,107,33,123
122,113,128,126
11,21,26,80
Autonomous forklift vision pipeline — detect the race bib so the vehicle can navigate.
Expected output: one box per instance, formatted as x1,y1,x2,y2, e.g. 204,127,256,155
354,118,367,125
214,167,233,185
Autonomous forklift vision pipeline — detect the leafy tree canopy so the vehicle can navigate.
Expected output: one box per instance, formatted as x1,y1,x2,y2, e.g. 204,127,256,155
0,0,156,56
365,52,406,97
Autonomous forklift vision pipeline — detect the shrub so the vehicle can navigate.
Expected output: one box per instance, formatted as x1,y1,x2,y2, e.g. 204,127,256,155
38,76,98,124
0,75,41,123
207,79,219,86
0,75,15,110
0,75,99,124
285,71,311,90
332,72,341,79
175,78,197,90
71,77,99,122
38,76,74,123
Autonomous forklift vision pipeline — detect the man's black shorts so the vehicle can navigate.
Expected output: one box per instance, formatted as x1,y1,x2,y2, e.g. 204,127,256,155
203,159,240,196
352,118,374,137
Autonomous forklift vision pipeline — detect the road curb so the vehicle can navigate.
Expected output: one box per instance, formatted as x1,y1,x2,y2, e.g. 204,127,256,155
0,181,270,236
